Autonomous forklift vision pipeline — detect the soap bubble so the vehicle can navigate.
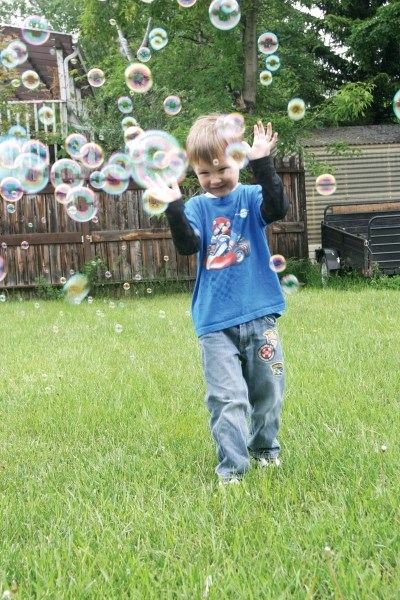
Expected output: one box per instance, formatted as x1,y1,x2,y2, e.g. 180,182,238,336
163,95,182,115
129,129,187,188
259,70,273,86
142,189,168,216
0,140,21,168
216,113,245,139
101,164,130,195
38,106,55,126
134,273,142,281
14,152,49,193
209,0,241,30
258,32,279,54
22,139,49,164
123,282,130,290
121,116,139,130
287,98,306,121
6,204,16,214
269,254,286,273
281,274,300,295
89,170,106,189
22,15,50,46
117,96,133,113
66,187,98,222
1,46,20,69
63,273,90,305
11,78,21,88
125,63,153,94
87,68,105,87
50,158,83,188
21,240,29,250
265,54,280,72
54,183,71,205
115,324,123,333
393,90,400,120
177,0,197,5
137,47,151,63
124,126,143,145
108,152,132,176
80,143,104,169
7,40,28,65
0,177,24,202
315,174,337,196
225,142,249,169
21,69,41,90
0,257,7,282
149,28,168,50
65,133,87,159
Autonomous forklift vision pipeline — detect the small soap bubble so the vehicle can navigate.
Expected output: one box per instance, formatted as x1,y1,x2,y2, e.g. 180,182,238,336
209,0,241,30
163,255,169,261
177,0,197,5
163,95,182,115
38,105,54,125
28,222,33,228
281,274,300,295
0,257,7,282
21,240,29,250
392,90,400,120
216,113,245,139
60,277,67,284
90,170,106,189
52,325,59,333
7,204,16,214
259,70,273,86
87,68,105,87
121,116,139,130
8,39,28,65
1,242,7,249
63,273,90,305
213,158,219,166
80,142,104,169
315,174,337,196
65,133,87,159
101,164,130,195
54,183,72,205
258,32,279,54
265,54,280,72
142,189,168,216
288,98,306,121
109,301,116,309
0,294,6,303
159,310,166,318
88,296,93,304
125,63,153,93
66,187,98,222
137,46,151,63
123,282,130,290
134,273,142,281
118,96,133,113
149,28,168,50
225,142,249,169
115,323,123,333
146,287,153,294
0,177,24,202
50,158,83,188
22,15,50,46
105,271,112,279
269,254,286,273
21,69,41,90
109,18,117,26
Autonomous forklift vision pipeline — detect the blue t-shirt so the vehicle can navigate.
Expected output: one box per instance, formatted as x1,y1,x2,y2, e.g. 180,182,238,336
184,183,286,337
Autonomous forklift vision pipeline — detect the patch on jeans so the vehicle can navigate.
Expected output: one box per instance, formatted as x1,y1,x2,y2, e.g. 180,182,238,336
258,343,275,362
262,329,278,348
271,362,284,376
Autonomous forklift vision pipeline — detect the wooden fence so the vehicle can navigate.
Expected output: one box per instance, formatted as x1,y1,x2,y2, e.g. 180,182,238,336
0,155,306,290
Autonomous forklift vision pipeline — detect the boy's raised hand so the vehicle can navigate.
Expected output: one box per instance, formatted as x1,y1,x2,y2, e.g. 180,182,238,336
144,175,182,204
247,121,278,161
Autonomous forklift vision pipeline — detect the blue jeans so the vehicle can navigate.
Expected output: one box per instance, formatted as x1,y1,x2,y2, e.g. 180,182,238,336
199,315,285,480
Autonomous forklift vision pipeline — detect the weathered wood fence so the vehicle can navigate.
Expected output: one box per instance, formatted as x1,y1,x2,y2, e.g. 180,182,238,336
0,155,307,290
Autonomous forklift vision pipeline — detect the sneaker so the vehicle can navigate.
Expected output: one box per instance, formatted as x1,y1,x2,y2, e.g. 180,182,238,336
255,456,281,468
218,476,241,486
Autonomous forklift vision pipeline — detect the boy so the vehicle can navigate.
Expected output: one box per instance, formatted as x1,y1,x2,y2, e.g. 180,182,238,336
148,114,289,484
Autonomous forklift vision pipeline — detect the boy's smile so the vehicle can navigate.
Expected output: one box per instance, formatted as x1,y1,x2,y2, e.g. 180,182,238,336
194,155,240,197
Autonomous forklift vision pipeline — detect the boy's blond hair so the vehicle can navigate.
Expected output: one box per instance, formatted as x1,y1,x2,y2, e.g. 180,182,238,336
186,113,244,166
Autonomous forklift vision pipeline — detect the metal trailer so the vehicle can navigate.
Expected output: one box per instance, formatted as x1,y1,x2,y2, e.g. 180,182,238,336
316,200,400,280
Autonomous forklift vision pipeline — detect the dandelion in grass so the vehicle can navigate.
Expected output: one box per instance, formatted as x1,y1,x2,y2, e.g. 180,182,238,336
287,98,306,121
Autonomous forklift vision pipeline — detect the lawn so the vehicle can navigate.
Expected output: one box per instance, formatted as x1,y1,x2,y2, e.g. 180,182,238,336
0,287,399,599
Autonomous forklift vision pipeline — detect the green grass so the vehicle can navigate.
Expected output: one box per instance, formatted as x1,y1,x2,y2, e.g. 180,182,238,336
0,288,399,599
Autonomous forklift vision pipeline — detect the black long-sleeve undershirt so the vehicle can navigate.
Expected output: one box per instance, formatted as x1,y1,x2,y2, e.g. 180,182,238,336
165,156,289,256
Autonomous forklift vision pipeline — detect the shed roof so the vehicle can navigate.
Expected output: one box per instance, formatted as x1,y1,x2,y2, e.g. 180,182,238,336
302,124,400,147
0,24,91,102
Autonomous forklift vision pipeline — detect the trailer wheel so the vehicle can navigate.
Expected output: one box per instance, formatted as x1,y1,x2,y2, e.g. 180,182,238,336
320,257,330,286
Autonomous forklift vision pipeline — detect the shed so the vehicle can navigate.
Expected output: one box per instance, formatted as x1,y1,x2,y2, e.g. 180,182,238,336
0,24,93,155
302,125,400,259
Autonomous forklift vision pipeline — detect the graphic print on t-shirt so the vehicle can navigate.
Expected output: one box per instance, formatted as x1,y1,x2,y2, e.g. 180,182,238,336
205,215,251,270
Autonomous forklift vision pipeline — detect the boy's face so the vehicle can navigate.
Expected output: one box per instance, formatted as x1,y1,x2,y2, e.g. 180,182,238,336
193,154,240,198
